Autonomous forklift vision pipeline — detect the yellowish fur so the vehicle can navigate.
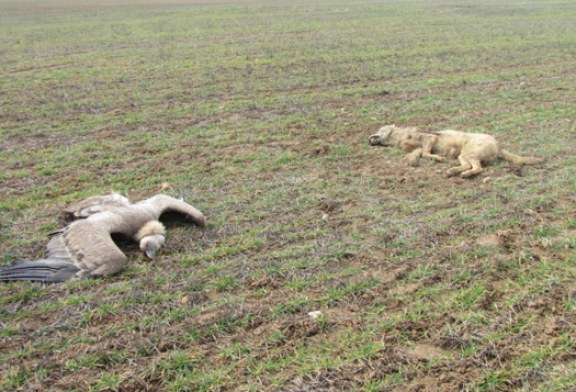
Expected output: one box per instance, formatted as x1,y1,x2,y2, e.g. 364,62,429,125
370,125,544,178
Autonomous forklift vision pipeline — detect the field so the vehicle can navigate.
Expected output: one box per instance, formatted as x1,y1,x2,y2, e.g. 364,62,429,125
1,0,576,390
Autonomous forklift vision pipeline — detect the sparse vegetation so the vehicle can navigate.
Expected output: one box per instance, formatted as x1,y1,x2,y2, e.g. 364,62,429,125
1,0,576,390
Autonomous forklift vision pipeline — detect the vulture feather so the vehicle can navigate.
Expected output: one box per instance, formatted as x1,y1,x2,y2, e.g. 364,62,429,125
0,194,205,282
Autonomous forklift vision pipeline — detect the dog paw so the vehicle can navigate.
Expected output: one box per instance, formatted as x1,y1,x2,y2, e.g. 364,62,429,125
460,171,481,178
407,158,420,167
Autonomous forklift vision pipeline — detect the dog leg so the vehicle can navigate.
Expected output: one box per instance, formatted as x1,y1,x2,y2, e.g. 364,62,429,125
421,136,446,163
406,148,423,167
460,159,483,178
446,156,472,177
422,152,447,162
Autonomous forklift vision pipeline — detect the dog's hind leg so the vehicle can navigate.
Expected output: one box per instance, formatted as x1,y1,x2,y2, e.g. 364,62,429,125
460,158,483,178
446,155,472,177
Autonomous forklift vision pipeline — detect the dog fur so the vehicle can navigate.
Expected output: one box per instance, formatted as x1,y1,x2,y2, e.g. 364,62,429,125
369,125,544,178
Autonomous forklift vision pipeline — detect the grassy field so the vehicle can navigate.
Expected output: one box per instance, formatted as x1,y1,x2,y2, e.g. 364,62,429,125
1,0,576,390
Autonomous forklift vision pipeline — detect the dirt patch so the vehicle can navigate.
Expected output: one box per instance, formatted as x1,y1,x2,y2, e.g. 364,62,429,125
1,0,575,390
403,343,450,361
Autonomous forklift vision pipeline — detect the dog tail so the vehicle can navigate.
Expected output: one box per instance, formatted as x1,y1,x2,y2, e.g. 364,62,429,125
499,149,545,165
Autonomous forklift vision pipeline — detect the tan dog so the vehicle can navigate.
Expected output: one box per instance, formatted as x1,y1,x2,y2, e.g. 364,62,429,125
369,125,544,178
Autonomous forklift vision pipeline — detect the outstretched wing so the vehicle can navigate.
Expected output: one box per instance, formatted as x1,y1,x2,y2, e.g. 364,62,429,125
0,219,128,282
142,195,206,227
55,219,128,277
0,259,81,282
63,192,131,221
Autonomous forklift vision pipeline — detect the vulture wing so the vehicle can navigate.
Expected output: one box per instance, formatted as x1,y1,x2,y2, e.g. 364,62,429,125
0,259,81,282
0,219,128,283
143,195,206,227
63,192,131,220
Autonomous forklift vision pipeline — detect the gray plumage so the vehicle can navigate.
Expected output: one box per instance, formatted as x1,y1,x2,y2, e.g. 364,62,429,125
1,194,205,283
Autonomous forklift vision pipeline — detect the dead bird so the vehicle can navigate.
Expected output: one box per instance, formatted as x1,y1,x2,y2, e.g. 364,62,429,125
0,194,205,282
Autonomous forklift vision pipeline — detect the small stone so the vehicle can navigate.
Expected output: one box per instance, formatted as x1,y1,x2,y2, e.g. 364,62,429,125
308,311,323,320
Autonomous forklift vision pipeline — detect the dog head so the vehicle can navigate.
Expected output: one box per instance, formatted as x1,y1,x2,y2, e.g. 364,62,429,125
369,124,397,146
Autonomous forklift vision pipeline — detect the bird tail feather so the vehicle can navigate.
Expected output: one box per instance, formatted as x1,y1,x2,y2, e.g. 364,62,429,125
0,259,80,283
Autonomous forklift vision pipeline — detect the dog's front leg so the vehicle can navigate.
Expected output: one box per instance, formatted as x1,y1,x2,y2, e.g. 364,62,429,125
405,148,422,167
422,152,447,162
421,136,446,162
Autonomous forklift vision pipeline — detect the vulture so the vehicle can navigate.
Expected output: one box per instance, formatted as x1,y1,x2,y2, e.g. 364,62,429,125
0,193,205,283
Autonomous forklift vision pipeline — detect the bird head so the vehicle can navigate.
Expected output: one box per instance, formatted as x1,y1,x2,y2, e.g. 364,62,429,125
135,221,166,260
139,235,166,260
